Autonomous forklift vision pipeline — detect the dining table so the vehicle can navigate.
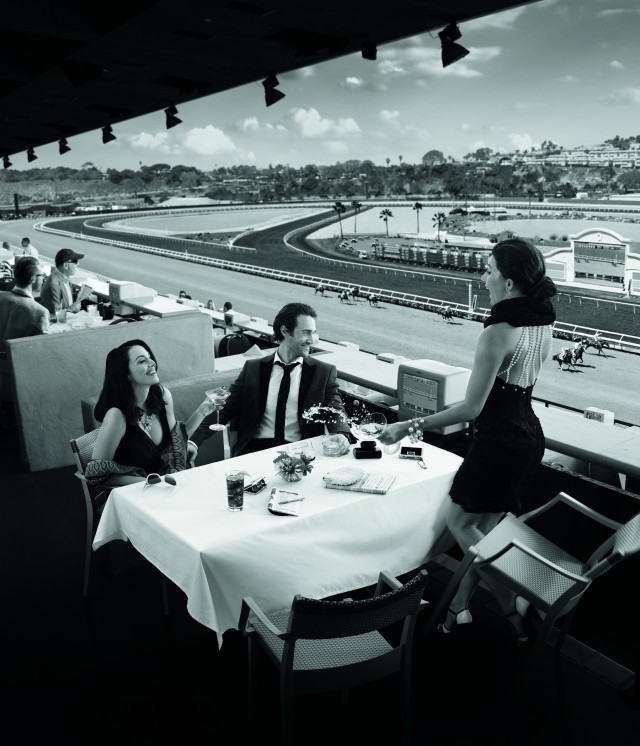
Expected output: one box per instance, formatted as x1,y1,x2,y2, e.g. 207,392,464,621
93,434,462,645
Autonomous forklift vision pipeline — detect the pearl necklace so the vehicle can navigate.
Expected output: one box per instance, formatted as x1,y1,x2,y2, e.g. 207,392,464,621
138,412,156,434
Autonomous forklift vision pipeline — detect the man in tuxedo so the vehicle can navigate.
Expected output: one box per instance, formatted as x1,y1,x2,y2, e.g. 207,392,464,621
192,302,352,456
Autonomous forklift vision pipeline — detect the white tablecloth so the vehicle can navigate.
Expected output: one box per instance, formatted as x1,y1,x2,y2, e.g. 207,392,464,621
93,435,462,642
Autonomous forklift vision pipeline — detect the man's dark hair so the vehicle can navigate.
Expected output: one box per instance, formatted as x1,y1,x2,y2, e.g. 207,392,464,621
21,237,29,244
272,303,317,342
13,256,39,286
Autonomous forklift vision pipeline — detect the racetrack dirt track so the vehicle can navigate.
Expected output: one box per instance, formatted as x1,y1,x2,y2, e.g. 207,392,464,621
7,218,639,426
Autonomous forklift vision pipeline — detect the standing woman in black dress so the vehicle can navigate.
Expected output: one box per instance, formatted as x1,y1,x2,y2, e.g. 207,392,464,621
379,238,556,638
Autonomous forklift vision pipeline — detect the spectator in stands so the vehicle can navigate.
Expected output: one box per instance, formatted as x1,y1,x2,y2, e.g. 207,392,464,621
2,241,11,252
85,339,216,486
0,256,49,352
178,289,192,300
223,300,234,332
20,237,38,258
192,302,352,457
206,299,216,310
379,238,557,642
39,248,84,314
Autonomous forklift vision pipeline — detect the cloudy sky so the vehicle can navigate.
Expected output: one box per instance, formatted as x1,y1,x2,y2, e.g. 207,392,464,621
21,0,640,171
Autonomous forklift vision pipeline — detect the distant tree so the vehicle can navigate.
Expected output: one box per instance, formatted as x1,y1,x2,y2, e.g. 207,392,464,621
333,200,346,238
351,200,362,233
399,155,403,167
385,158,391,168
422,150,445,167
380,208,393,236
433,211,446,242
412,201,423,233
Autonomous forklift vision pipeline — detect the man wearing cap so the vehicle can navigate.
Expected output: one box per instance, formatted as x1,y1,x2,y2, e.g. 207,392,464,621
39,248,85,314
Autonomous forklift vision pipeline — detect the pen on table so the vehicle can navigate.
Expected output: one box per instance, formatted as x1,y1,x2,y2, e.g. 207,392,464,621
278,497,306,505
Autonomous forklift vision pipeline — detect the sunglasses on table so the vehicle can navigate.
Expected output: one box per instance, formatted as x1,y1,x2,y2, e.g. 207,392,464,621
142,473,177,492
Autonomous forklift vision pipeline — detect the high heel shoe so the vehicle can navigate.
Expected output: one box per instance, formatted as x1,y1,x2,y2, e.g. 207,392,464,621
438,606,473,634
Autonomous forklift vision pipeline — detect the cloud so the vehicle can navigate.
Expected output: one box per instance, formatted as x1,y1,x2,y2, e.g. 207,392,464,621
379,110,400,123
508,133,540,151
610,60,624,69
599,87,640,105
288,108,361,138
558,75,578,83
379,43,501,81
465,6,529,30
238,117,259,132
340,76,363,88
285,66,316,80
127,132,175,153
597,8,640,18
181,125,239,156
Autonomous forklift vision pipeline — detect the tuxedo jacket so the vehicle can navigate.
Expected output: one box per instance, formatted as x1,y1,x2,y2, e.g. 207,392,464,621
193,353,350,456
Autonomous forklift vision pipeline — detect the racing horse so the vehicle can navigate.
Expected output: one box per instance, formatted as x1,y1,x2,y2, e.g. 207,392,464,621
438,307,454,322
585,338,610,357
552,349,578,371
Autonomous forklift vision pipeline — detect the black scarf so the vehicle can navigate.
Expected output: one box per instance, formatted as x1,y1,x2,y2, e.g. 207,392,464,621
484,297,556,328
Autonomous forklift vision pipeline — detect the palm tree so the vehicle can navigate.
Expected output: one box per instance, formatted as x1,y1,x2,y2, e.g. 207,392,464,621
380,208,393,237
385,157,390,168
333,201,346,239
433,211,446,242
413,201,423,233
351,200,362,233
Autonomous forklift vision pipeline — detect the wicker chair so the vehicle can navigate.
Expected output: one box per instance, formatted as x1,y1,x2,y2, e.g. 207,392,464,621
239,569,429,746
424,491,640,672
70,428,116,596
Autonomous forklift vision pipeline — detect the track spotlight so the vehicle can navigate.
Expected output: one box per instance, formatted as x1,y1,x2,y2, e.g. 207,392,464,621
164,104,182,129
361,41,377,61
27,148,38,163
59,138,71,155
102,125,117,144
3,155,12,169
438,22,469,67
262,73,285,107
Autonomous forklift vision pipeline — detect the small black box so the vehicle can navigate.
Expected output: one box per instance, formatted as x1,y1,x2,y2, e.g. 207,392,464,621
353,446,382,459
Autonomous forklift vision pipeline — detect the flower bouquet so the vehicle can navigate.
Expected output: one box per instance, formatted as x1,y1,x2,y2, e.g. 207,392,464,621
273,450,314,483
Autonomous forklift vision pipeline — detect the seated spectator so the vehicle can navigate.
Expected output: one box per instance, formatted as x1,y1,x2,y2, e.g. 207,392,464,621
0,257,49,351
39,248,84,314
193,302,352,457
178,290,192,300
206,299,216,310
223,300,234,332
20,237,38,258
85,340,216,486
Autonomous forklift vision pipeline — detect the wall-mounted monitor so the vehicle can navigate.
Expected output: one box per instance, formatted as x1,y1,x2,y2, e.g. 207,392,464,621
397,359,471,436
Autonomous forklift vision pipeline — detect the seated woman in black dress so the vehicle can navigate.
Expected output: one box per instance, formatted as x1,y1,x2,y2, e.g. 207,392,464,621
85,339,215,486
379,238,557,641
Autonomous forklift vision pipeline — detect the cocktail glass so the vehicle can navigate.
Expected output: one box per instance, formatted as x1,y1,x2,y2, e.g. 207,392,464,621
350,412,387,445
206,387,230,431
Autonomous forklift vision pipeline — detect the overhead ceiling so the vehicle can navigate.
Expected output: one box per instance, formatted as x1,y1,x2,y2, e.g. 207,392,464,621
1,1,541,161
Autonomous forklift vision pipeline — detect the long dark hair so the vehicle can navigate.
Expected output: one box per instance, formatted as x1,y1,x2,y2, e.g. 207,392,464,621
492,238,557,301
94,339,165,424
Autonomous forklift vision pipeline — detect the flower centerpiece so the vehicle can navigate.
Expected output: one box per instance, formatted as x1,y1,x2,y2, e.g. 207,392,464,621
273,450,314,482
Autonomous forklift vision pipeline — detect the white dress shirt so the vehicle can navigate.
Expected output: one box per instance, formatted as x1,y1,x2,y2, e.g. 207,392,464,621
255,351,303,442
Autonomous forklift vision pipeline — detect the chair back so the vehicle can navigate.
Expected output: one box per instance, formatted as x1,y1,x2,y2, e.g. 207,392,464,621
70,428,101,474
586,513,640,581
287,570,428,640
217,332,252,358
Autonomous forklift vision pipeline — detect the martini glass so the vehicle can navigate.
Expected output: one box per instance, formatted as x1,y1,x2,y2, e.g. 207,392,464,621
350,412,387,446
205,387,230,431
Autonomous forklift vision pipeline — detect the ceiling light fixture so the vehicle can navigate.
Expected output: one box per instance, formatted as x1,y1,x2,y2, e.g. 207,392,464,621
361,41,377,61
3,155,12,169
262,73,285,107
27,148,38,163
165,104,182,129
59,138,71,155
438,22,469,68
102,125,117,144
